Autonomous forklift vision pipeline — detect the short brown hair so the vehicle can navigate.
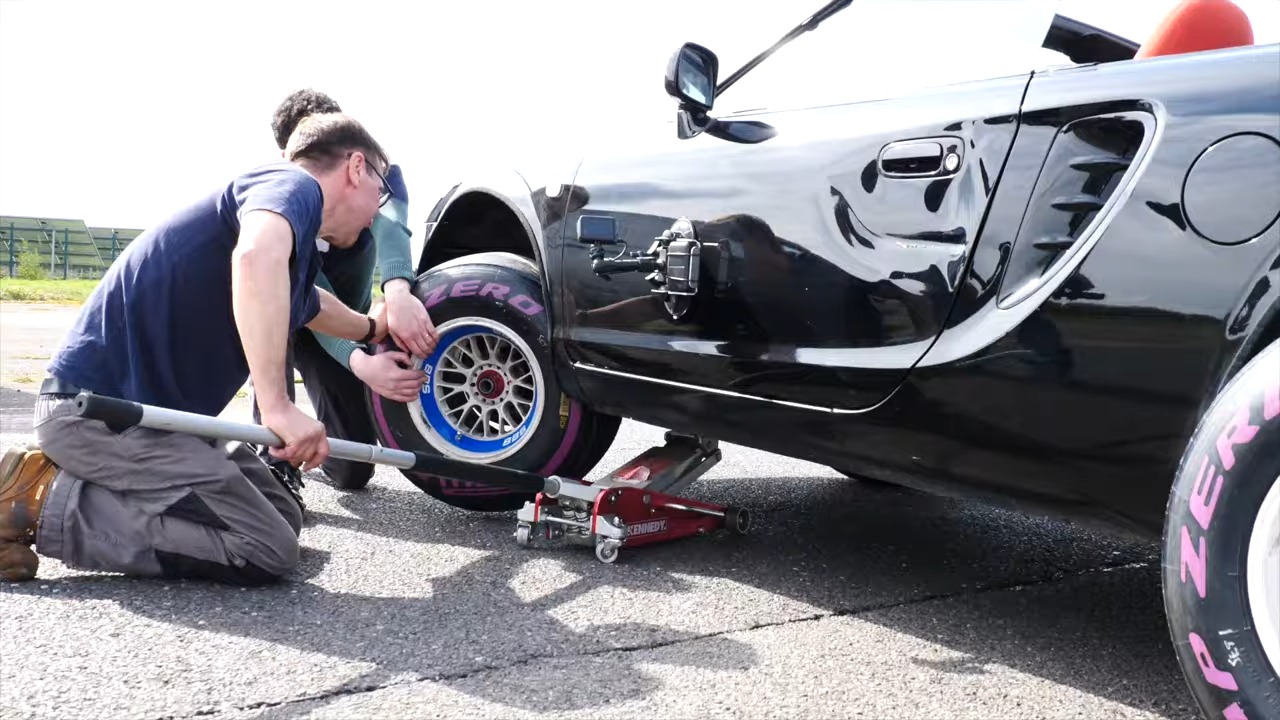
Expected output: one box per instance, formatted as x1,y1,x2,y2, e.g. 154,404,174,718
284,113,388,173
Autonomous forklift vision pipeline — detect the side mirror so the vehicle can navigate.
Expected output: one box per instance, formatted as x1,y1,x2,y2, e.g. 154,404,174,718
664,43,718,112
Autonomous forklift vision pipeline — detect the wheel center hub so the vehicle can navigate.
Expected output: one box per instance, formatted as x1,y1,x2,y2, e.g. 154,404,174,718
475,369,506,400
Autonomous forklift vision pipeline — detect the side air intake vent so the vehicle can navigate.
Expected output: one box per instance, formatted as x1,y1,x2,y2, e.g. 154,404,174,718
1050,195,1108,214
998,112,1150,307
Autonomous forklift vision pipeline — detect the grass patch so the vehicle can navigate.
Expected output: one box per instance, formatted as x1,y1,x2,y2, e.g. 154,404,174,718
0,276,388,307
0,278,99,305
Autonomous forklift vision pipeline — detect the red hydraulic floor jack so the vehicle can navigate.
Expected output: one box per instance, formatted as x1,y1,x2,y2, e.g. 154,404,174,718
514,431,751,563
71,395,751,565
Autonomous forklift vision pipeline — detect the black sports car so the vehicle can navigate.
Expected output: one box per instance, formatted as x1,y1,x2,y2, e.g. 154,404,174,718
365,4,1280,718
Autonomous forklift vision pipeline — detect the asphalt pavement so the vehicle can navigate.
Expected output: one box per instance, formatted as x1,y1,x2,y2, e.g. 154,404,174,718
0,304,1200,720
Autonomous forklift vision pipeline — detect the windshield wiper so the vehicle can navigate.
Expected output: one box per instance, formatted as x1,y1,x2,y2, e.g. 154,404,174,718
716,0,855,96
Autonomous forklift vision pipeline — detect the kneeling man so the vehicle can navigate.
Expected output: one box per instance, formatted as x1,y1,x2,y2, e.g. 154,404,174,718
0,113,393,585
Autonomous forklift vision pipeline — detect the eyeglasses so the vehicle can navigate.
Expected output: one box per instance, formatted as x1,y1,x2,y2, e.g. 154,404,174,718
366,160,392,207
347,151,392,207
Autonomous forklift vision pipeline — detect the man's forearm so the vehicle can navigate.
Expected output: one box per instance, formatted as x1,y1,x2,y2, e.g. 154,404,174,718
306,287,374,341
232,242,292,415
308,270,363,370
373,201,416,289
311,328,365,372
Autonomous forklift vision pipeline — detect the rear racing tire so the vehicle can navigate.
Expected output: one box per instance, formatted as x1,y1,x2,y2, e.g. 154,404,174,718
365,252,620,512
1162,338,1280,720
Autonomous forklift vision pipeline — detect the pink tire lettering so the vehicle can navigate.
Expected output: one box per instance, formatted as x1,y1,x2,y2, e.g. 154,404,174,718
424,285,450,310
1223,701,1248,720
1163,341,1280,720
1190,632,1240,692
1189,454,1224,531
1180,525,1208,599
451,280,482,297
480,282,511,300
1216,405,1258,472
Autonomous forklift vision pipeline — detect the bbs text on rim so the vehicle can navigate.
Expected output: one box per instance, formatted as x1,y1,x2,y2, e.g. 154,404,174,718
407,317,544,463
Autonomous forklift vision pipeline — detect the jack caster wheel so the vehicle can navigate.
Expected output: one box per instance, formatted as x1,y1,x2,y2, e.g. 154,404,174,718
726,506,751,535
595,539,621,564
515,523,533,547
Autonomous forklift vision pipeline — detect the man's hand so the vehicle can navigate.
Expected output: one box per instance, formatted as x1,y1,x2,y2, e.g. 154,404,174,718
261,403,329,471
383,278,438,358
351,349,427,403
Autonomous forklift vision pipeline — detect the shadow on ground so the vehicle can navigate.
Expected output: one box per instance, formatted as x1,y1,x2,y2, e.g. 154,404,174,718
1,386,1189,718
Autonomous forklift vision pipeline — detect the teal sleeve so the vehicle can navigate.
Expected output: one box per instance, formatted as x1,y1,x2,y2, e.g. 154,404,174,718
310,270,365,372
374,196,416,290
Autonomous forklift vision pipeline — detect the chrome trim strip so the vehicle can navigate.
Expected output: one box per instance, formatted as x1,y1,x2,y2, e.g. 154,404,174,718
572,362,883,415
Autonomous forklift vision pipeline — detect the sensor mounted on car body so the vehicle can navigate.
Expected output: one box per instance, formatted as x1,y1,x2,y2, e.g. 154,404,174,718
577,215,705,320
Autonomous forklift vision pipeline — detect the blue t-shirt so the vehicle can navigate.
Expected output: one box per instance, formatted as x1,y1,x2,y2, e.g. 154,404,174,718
47,162,324,417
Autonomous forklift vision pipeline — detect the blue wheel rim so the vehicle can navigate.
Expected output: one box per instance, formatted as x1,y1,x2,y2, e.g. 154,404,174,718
416,322,541,458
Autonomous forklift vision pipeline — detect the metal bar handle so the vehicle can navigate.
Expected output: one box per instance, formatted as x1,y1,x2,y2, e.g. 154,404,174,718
72,391,553,495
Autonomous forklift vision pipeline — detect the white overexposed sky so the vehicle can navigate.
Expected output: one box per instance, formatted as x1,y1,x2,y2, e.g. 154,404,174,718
1,0,1277,239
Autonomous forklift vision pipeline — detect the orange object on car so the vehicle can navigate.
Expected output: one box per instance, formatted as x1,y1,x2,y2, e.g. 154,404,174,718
1135,0,1255,59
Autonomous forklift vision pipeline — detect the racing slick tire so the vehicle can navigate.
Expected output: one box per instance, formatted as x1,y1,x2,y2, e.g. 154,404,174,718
365,252,620,512
1162,338,1280,720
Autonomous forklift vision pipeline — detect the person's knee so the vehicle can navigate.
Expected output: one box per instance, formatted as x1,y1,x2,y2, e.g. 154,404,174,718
155,529,297,587
218,525,299,586
277,489,304,536
248,527,300,580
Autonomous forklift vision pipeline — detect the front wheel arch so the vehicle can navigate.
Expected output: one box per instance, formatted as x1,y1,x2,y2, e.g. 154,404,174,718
418,190,540,276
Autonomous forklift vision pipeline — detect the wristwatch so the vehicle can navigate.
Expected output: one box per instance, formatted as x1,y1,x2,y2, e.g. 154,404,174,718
360,316,377,344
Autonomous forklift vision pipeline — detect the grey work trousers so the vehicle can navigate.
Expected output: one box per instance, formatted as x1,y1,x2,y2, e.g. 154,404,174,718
249,326,376,489
31,393,304,585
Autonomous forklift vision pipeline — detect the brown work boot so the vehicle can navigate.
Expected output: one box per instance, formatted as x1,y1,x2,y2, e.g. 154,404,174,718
0,445,58,581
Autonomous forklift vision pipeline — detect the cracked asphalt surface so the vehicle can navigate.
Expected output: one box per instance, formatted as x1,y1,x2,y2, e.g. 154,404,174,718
0,303,1199,719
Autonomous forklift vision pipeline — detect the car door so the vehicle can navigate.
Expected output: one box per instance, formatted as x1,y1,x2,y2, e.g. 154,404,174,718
556,2,1056,413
